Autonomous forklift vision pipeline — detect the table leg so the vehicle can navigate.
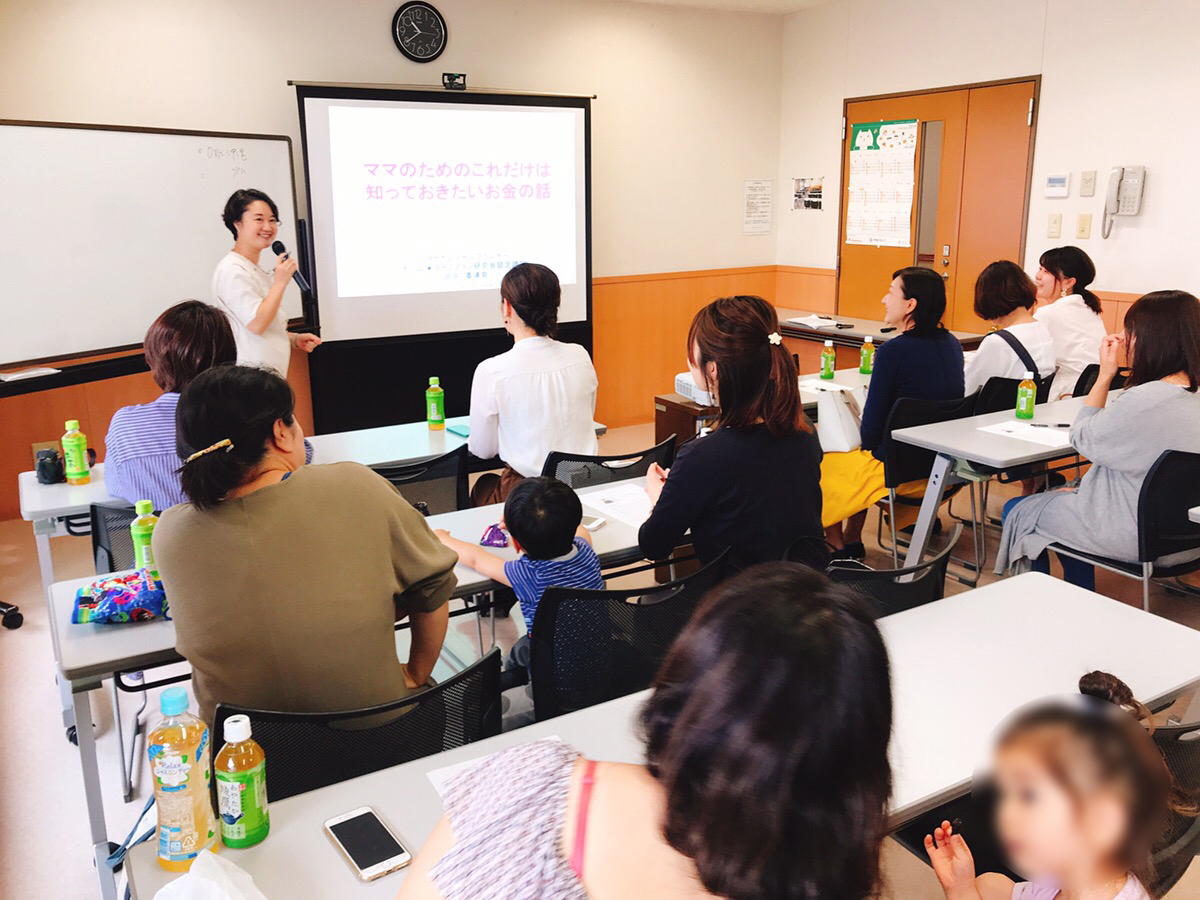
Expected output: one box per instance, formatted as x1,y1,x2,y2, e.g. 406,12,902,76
72,683,119,900
33,517,57,596
902,453,955,568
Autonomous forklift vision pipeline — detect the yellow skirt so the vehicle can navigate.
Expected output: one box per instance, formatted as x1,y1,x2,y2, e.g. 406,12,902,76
820,449,927,529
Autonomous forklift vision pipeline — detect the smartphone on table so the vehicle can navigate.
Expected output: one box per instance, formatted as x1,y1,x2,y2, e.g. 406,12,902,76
324,806,412,881
581,515,606,531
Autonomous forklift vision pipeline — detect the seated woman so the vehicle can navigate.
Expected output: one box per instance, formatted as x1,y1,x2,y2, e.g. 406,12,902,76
997,290,1200,589
397,563,894,900
1033,246,1107,399
153,365,457,726
822,267,965,559
965,261,1057,397
468,263,599,506
638,295,823,572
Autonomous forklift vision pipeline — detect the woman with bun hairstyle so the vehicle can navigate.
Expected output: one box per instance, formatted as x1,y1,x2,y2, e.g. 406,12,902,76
1034,246,1107,399
926,670,1196,899
639,295,824,572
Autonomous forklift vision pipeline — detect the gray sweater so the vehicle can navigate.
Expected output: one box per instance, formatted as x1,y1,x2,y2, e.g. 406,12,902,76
996,381,1200,573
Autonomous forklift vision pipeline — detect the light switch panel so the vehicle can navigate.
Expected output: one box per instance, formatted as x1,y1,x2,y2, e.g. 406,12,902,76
1080,170,1097,197
1048,213,1062,239
1076,213,1092,239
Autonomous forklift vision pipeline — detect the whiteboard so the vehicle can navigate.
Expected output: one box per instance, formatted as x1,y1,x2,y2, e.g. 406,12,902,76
0,121,304,367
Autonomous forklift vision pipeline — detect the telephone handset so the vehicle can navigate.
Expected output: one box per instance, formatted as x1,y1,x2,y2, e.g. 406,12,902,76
1102,165,1145,238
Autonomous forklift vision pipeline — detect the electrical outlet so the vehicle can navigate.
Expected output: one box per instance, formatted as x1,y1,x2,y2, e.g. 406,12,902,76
1076,213,1092,239
1048,213,1062,239
1080,170,1097,197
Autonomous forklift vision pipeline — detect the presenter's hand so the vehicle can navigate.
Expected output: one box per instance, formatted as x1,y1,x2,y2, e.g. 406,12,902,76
273,254,299,286
1097,333,1124,380
291,332,322,353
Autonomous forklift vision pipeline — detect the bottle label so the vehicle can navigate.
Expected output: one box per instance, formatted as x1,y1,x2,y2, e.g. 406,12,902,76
820,352,836,377
152,751,190,788
217,761,269,845
63,436,89,480
132,528,156,570
1016,387,1035,418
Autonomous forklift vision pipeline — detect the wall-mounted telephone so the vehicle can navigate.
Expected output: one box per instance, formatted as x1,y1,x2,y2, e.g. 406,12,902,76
1102,165,1145,238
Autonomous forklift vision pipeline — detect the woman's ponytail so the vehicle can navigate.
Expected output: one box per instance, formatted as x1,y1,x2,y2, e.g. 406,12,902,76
1079,670,1151,723
177,365,297,511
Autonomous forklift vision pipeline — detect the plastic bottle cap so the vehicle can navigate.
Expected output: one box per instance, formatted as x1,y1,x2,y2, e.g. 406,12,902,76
824,340,833,347
224,714,252,744
1023,371,1034,380
135,499,154,515
65,419,79,431
160,687,190,716
864,337,873,344
429,376,440,386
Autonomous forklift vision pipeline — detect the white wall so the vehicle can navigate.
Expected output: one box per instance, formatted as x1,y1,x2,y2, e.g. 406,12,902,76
776,0,1200,295
0,0,783,278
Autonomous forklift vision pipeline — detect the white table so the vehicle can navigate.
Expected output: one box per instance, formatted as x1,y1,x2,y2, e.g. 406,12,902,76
49,483,647,900
891,395,1103,567
19,463,118,595
780,307,985,350
126,573,1200,898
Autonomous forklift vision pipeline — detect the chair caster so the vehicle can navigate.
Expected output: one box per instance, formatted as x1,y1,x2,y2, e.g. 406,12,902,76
0,602,22,629
67,725,78,745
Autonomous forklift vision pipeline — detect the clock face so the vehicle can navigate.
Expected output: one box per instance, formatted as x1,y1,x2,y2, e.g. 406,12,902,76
392,2,447,63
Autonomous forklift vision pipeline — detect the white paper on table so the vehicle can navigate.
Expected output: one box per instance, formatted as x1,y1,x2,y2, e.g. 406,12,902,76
976,421,1074,449
787,314,837,329
798,378,858,393
579,482,653,529
427,736,563,799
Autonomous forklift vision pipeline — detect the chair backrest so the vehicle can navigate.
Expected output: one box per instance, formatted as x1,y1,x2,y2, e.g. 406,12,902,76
1137,450,1200,563
975,375,1052,415
212,648,502,802
824,524,962,617
370,445,469,515
541,436,676,490
90,501,138,574
1072,364,1130,397
881,395,978,488
1149,720,1200,895
529,550,728,720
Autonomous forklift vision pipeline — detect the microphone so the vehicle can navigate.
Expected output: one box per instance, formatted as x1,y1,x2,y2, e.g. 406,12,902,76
270,240,311,294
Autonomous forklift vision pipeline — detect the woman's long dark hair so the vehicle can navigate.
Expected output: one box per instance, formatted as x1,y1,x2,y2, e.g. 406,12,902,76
1123,290,1200,392
1040,246,1102,314
640,563,893,899
893,266,948,336
177,365,298,510
687,295,810,437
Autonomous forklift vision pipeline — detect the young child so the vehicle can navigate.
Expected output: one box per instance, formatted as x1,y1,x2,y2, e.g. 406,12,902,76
435,476,604,686
925,671,1194,900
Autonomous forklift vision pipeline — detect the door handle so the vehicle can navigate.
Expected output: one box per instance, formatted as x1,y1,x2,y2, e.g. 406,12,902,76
941,272,949,280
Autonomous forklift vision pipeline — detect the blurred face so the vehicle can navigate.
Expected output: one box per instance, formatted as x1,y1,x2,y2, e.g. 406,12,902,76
993,742,1127,882
1035,266,1074,303
234,200,278,250
688,339,718,399
882,276,918,328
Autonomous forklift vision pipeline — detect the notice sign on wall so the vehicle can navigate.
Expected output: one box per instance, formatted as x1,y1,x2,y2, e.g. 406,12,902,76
743,179,773,234
845,119,917,247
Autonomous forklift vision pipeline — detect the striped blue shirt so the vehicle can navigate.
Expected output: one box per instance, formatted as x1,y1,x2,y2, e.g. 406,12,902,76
503,537,604,634
104,391,314,511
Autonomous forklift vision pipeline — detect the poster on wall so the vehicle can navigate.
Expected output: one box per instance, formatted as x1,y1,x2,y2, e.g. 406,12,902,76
793,177,823,210
743,179,773,234
845,119,917,247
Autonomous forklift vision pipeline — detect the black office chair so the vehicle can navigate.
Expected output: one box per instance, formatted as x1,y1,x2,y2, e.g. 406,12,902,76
370,445,469,515
825,524,962,618
212,648,502,802
529,550,728,721
90,501,139,574
876,395,981,578
1047,450,1200,612
541,436,676,489
974,374,1052,414
1149,719,1200,896
1072,363,1129,397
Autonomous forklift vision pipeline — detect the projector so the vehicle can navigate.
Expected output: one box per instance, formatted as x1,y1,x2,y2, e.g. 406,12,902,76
675,371,716,407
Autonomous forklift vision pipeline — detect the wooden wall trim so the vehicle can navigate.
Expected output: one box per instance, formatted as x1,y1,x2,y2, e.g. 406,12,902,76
592,265,779,286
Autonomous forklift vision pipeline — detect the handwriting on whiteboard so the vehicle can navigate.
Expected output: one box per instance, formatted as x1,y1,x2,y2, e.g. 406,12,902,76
196,145,250,179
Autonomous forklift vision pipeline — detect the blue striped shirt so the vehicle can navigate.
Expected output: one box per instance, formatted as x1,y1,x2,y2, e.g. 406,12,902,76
503,537,604,634
104,391,314,511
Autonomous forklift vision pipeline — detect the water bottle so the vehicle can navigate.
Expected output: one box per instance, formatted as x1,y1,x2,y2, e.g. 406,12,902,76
62,419,90,485
130,500,159,579
820,340,836,380
1016,371,1037,419
147,688,218,871
859,336,875,375
426,376,445,430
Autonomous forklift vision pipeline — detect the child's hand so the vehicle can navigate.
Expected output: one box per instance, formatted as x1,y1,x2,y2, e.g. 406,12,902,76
924,820,980,899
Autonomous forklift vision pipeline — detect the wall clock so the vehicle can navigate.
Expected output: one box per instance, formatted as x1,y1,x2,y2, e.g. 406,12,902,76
392,2,448,63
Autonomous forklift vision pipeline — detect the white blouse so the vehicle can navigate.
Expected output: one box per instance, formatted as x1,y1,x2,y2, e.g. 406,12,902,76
468,336,599,478
212,251,291,376
1034,294,1107,399
963,320,1057,396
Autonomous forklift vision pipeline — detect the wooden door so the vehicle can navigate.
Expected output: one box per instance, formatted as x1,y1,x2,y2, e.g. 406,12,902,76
837,81,1037,330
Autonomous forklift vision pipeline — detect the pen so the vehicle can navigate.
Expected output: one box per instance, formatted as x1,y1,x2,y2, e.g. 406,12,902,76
1030,423,1071,428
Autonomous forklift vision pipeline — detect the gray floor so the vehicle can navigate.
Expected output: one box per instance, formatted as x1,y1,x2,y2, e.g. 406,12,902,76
2,422,1197,897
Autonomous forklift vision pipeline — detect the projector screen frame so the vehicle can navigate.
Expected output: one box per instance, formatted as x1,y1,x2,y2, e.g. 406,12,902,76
292,81,593,349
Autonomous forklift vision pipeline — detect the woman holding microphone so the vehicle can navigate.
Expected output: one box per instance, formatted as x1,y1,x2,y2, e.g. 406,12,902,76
213,189,321,376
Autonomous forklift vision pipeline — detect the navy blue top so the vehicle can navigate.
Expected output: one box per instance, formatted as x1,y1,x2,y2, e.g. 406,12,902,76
859,330,965,460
